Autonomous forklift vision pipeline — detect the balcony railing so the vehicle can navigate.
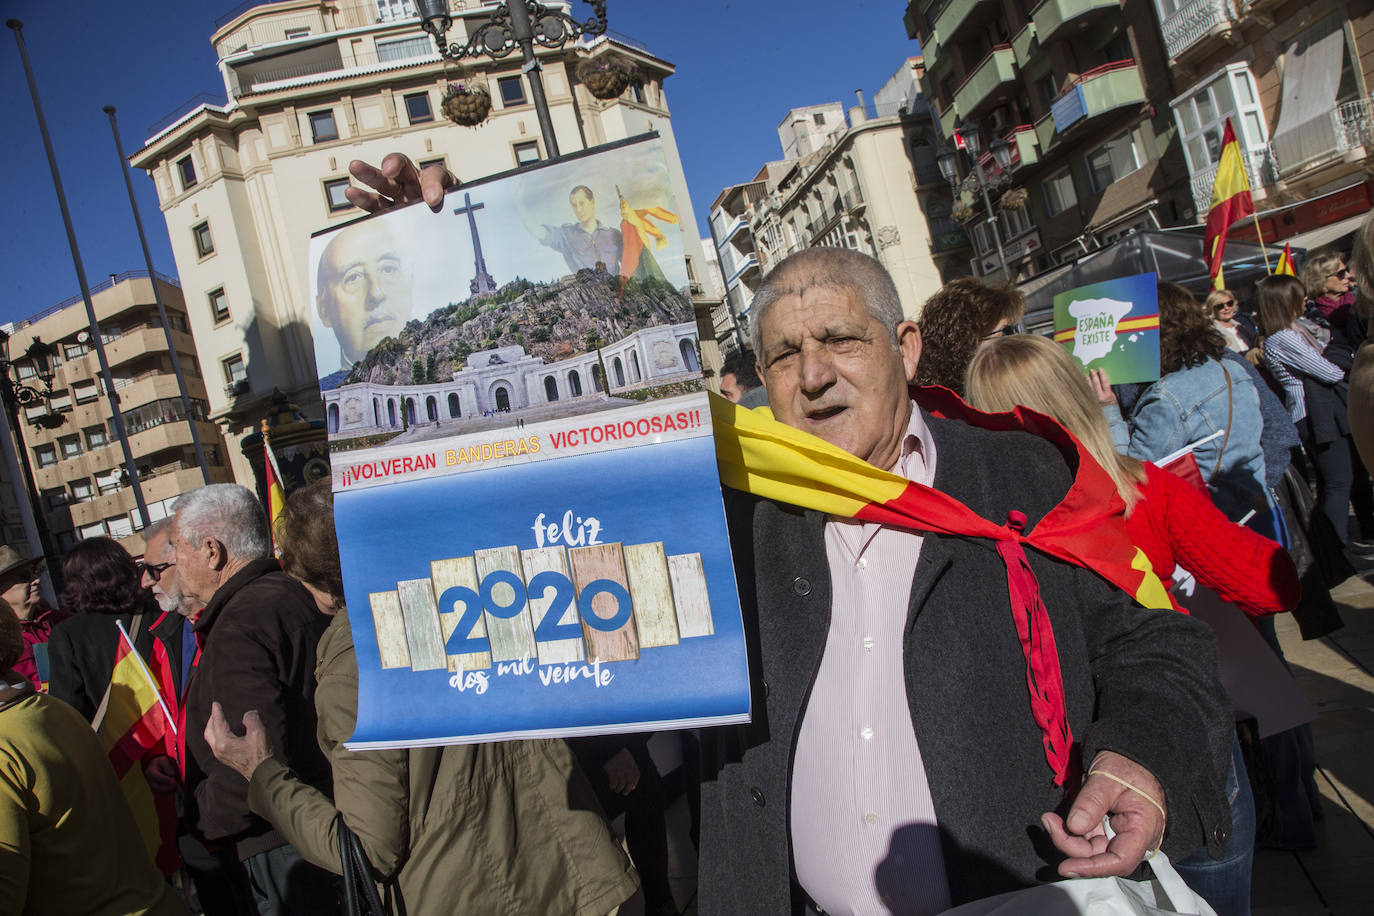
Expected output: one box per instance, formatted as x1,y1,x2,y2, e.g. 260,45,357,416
1271,96,1374,178
1161,0,1240,61
1188,145,1278,215
1038,60,1145,150
952,45,1017,121
1031,0,1119,46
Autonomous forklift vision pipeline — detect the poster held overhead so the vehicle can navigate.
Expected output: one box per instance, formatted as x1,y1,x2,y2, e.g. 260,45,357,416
1052,272,1160,386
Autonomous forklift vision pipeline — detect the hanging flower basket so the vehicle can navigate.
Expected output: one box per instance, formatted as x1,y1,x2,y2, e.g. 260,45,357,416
442,82,491,127
952,202,976,222
577,56,637,100
1000,187,1029,211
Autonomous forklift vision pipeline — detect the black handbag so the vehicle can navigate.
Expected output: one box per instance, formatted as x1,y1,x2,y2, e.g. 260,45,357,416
338,816,386,916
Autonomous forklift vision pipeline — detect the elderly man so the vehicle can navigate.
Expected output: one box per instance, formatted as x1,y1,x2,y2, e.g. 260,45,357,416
170,484,336,915
315,220,414,371
347,157,1231,914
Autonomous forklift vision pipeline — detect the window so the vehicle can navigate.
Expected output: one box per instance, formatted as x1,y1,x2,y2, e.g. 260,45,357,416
209,287,230,323
1042,167,1078,217
78,521,108,540
284,26,310,39
58,435,82,459
814,112,826,126
308,109,338,143
1171,64,1267,175
96,469,122,495
73,381,99,404
323,178,352,212
44,488,68,509
177,155,197,191
192,221,214,258
107,515,134,539
404,91,433,124
1086,131,1140,194
15,362,36,380
376,36,431,63
418,157,446,172
497,75,526,106
633,81,646,104
223,353,247,386
71,479,93,502
513,141,541,165
84,425,109,449
33,444,56,468
375,0,412,23
999,204,1032,240
64,341,88,360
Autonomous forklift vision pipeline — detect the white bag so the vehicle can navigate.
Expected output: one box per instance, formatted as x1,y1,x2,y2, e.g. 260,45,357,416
935,850,1217,916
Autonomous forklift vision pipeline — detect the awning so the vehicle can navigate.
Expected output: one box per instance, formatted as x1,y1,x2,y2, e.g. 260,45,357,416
1279,212,1367,254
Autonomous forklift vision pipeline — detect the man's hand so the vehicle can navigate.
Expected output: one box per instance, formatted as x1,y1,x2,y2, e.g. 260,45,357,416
346,153,456,214
1041,751,1167,878
1087,368,1117,406
203,701,273,782
602,747,640,796
145,754,180,794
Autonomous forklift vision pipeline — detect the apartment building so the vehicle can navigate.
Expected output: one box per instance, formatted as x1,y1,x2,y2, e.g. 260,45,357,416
905,0,1190,280
1155,0,1374,250
130,0,720,484
5,273,234,557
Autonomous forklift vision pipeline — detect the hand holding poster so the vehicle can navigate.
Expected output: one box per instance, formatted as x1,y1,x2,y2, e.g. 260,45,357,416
309,136,750,749
1051,272,1160,385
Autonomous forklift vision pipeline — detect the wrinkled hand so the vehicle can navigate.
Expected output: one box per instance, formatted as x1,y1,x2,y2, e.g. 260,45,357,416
145,754,180,794
602,747,640,796
346,153,457,214
203,701,273,782
1041,751,1166,878
1087,368,1117,406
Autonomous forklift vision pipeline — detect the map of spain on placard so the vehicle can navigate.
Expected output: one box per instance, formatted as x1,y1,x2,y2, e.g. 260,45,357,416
1052,272,1160,385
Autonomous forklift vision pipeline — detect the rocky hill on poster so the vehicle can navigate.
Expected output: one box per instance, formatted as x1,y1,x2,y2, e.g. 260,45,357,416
343,268,693,388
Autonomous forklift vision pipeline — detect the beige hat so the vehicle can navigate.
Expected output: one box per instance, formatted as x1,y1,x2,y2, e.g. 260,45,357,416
0,545,42,580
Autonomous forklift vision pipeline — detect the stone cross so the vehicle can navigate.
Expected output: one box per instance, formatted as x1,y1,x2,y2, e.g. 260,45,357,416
454,192,497,296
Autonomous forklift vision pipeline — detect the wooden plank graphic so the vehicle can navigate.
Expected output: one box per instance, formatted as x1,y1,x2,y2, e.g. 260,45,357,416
396,578,447,671
368,591,411,669
568,543,640,662
623,542,681,649
473,546,537,662
430,555,492,672
668,553,713,638
520,545,586,665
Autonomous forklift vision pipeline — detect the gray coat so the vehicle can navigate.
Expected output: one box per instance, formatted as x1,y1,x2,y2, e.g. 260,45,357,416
699,412,1232,914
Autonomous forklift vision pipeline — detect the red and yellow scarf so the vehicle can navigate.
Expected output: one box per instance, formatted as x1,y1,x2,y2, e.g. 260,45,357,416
711,386,1169,786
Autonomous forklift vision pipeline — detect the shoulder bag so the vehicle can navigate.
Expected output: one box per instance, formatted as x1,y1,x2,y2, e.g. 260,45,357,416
338,815,387,916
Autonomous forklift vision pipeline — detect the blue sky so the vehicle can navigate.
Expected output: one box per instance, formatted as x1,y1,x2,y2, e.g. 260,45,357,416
0,0,919,326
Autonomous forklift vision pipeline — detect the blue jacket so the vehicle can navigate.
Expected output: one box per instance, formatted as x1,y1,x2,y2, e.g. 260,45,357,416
1107,357,1267,520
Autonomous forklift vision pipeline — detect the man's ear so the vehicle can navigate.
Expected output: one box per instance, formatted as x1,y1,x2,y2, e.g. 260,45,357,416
754,360,766,389
316,294,335,330
896,320,922,382
205,538,230,572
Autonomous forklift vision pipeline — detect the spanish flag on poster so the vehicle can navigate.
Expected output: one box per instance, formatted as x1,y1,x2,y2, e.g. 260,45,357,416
100,621,179,875
264,422,286,554
710,388,1171,786
1204,118,1254,290
1275,243,1297,276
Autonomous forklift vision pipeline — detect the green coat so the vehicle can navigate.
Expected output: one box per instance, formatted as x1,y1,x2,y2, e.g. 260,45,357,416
247,612,638,915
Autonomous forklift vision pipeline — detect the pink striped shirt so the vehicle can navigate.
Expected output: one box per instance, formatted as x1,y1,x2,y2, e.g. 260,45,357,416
790,406,951,915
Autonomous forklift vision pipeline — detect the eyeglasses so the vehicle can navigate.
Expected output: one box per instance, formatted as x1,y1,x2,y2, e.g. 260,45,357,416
981,324,1022,341
138,561,175,582
1332,268,1350,279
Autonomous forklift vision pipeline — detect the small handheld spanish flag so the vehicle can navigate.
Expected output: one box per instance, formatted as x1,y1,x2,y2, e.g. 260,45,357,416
262,419,286,555
1274,243,1297,276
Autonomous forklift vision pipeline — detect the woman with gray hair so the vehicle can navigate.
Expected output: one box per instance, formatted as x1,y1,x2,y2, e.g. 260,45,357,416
0,598,188,914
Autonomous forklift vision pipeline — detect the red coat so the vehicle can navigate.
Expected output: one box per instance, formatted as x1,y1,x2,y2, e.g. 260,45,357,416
16,604,71,690
1127,462,1299,616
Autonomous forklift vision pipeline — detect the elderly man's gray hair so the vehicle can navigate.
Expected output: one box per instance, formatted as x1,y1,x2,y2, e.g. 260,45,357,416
749,247,904,358
143,518,176,558
173,484,271,561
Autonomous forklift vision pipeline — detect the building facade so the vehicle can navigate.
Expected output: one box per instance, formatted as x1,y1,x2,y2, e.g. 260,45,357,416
906,0,1191,280
131,0,720,485
4,273,234,557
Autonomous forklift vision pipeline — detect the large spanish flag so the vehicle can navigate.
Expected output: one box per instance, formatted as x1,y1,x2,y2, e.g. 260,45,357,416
1204,118,1254,290
99,621,179,875
711,388,1170,786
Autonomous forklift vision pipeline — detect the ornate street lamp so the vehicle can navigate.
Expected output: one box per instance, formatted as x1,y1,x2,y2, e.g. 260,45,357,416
948,125,1010,280
413,0,609,160
0,330,63,587
0,332,63,429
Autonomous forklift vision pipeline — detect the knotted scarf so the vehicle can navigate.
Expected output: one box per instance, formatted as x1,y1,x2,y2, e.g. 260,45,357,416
711,385,1170,786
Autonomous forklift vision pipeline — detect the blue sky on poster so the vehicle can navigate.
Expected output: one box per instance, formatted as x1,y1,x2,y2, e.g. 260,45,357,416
0,0,919,327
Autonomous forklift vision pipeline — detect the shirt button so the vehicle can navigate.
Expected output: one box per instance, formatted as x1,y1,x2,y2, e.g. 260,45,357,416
861,726,874,740
862,636,874,650
856,558,867,570
864,812,878,825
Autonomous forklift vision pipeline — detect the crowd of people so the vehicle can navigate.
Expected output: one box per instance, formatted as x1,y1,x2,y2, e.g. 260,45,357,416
2,153,1369,916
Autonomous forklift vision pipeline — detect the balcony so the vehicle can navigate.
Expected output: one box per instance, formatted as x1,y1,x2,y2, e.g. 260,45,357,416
1271,96,1374,179
933,0,1000,49
1037,61,1145,152
1188,145,1277,215
928,217,972,253
1161,0,1240,63
1006,125,1041,169
102,327,196,369
940,102,958,141
720,214,747,244
725,254,760,288
953,46,1018,123
1012,23,1039,68
1031,0,1120,46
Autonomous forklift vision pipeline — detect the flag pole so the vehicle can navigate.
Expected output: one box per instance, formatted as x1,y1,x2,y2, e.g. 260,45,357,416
115,619,177,733
1251,211,1273,273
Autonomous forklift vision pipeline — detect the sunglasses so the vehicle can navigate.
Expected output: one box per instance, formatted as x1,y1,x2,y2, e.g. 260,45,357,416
138,560,175,582
1332,268,1350,279
981,324,1023,341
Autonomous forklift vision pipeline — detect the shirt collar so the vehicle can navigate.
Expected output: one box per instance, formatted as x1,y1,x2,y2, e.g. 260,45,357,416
892,400,935,486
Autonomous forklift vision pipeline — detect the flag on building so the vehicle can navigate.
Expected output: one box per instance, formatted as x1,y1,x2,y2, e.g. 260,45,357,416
617,188,677,297
1275,243,1297,276
710,387,1171,787
99,620,179,875
263,421,286,554
1203,118,1255,290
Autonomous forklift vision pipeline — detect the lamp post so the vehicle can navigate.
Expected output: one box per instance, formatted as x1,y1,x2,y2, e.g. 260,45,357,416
938,126,1015,280
0,332,63,591
413,0,609,161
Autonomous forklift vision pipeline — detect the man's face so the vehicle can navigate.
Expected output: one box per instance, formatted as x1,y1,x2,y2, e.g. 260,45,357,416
758,285,921,470
169,522,219,607
719,372,745,404
570,189,596,226
143,531,193,617
0,567,40,620
318,224,412,363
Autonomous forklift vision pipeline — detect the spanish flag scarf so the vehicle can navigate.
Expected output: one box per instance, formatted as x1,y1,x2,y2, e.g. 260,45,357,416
711,385,1170,787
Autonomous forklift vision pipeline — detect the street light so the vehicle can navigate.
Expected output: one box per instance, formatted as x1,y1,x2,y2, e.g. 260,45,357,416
947,125,1010,280
0,330,63,589
413,0,609,161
